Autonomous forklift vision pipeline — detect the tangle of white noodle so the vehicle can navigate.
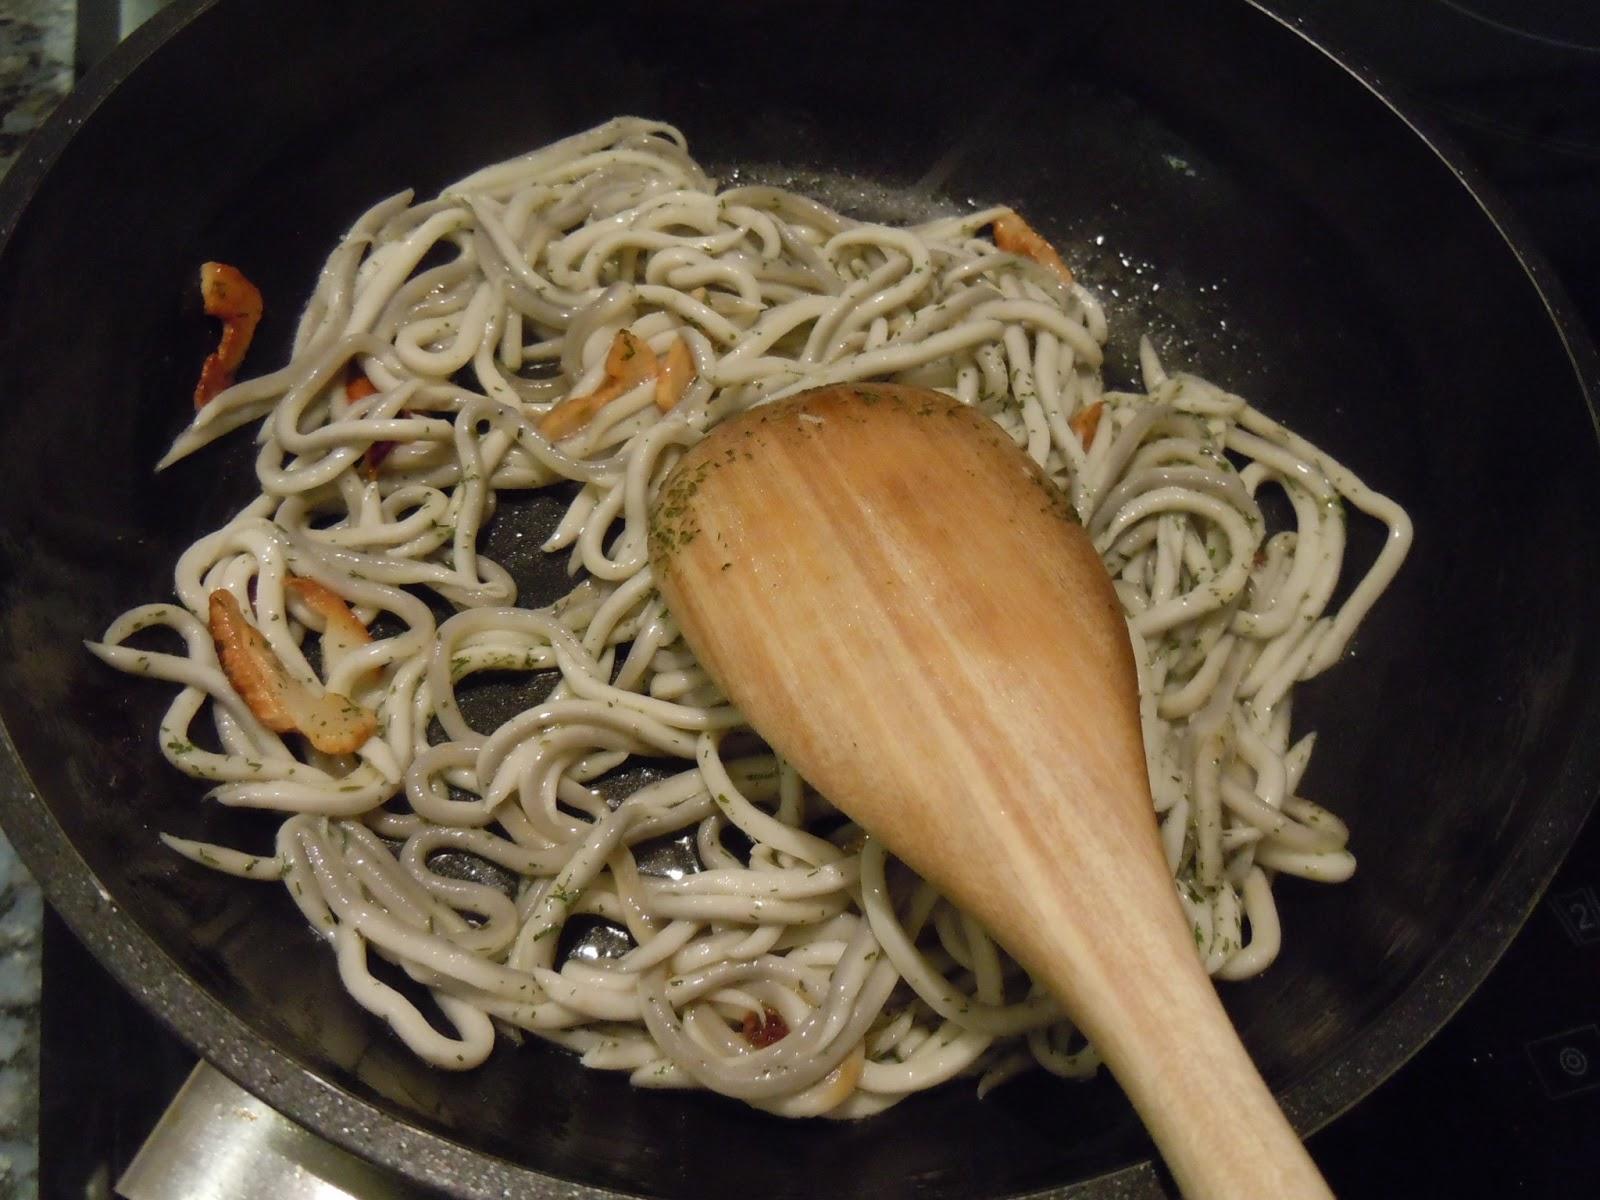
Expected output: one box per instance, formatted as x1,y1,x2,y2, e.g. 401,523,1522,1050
90,117,1412,1116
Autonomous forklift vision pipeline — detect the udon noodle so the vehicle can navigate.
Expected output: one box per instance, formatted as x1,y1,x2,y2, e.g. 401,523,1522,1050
90,118,1411,1117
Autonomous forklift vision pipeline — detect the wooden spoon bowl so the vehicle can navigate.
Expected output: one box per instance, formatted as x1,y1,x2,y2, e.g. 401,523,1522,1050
649,383,1332,1199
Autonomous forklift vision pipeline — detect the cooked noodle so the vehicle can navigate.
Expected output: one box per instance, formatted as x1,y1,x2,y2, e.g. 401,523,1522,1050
90,117,1412,1116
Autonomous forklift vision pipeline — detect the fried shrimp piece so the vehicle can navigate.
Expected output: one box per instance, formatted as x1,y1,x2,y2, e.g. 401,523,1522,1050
342,369,406,479
283,577,373,677
193,262,263,409
345,371,380,403
991,211,1074,286
654,336,695,413
209,588,376,755
1069,400,1105,448
539,329,658,440
539,330,697,439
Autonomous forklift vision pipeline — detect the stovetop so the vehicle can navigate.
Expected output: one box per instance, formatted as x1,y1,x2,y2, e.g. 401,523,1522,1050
37,2,1600,1197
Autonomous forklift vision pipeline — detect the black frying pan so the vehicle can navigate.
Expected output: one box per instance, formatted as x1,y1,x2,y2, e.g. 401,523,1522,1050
1,1,1597,1196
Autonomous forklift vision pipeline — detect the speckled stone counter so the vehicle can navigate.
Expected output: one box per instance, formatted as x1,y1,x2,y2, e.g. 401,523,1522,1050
0,0,75,179
0,840,38,1200
0,5,79,1196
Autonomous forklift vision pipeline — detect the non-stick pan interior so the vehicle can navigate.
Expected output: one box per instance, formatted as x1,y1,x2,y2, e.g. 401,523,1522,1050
0,1,1596,1196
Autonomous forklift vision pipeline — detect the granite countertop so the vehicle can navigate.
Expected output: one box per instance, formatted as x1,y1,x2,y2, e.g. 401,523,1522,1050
1,5,91,1196
0,0,74,179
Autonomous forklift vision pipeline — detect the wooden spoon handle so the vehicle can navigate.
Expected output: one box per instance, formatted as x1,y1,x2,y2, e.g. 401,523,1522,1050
927,748,1332,1197
1013,854,1331,1199
1111,989,1331,1199
653,385,1333,1198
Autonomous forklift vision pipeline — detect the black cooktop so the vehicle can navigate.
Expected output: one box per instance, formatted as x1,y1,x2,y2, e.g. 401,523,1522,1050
40,2,1600,1197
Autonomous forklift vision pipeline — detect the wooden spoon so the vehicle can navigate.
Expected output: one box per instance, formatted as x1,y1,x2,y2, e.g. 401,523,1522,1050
649,383,1333,1199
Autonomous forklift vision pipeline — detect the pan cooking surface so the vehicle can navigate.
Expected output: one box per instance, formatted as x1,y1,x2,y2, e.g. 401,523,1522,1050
0,1,1596,1196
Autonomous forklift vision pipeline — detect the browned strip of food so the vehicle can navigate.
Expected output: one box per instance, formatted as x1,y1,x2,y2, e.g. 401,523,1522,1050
193,262,263,409
538,380,621,442
362,449,394,479
341,371,401,478
654,336,696,413
210,590,295,733
209,588,377,755
285,575,376,686
991,211,1074,286
345,372,380,403
285,576,371,652
740,1006,790,1048
361,428,405,480
538,329,659,440
1069,400,1105,448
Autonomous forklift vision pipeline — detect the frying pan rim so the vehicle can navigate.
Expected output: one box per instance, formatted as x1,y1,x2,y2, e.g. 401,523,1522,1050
0,0,1596,1196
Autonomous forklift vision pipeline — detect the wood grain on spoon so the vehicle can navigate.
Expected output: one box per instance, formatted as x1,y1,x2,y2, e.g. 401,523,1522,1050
649,383,1332,1199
